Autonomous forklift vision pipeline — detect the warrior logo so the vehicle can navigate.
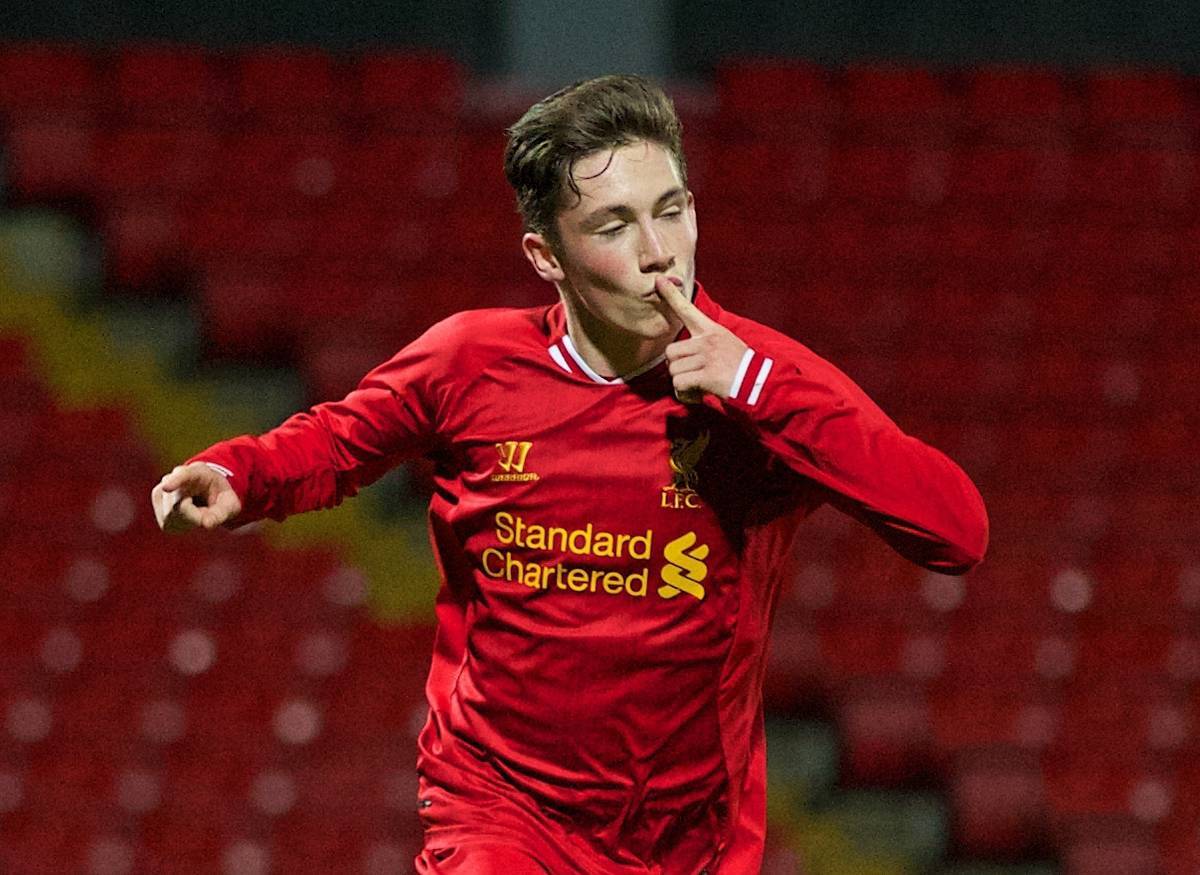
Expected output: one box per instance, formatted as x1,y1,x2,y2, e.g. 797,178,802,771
493,441,539,482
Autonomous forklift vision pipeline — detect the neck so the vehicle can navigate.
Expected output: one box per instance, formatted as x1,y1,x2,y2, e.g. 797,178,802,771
560,294,673,381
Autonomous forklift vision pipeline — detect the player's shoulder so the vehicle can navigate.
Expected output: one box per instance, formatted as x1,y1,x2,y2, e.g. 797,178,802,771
714,302,858,388
716,307,818,361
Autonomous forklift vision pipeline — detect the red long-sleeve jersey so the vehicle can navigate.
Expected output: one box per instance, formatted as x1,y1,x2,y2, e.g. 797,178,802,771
189,283,988,873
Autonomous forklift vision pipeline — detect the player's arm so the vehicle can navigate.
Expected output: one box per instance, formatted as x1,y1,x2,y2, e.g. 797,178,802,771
654,277,988,575
150,321,451,532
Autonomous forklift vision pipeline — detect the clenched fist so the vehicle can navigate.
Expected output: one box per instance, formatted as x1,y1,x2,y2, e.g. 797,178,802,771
151,462,242,532
654,275,749,404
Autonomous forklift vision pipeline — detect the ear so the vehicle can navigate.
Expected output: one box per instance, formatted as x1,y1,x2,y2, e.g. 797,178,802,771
522,232,565,284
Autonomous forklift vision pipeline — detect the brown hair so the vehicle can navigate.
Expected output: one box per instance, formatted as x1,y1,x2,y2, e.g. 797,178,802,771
503,74,687,245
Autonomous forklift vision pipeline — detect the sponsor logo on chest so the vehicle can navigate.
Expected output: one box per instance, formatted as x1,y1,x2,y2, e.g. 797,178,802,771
483,511,711,601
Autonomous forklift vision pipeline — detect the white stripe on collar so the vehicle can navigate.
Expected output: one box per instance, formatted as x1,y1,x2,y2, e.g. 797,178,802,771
548,343,572,373
561,334,666,385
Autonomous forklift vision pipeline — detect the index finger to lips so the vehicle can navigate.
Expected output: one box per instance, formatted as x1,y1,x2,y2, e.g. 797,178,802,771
653,276,707,331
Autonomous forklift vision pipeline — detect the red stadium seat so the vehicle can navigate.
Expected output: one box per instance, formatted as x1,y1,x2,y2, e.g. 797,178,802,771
350,51,464,127
1118,491,1197,552
0,365,51,413
1073,624,1176,682
233,46,338,126
842,63,956,143
1072,148,1195,213
714,58,838,134
699,136,831,215
930,682,1060,763
184,197,319,267
51,677,150,754
216,129,353,203
1061,823,1163,875
455,129,512,206
23,743,117,812
0,333,35,377
940,622,1077,690
1125,414,1195,490
44,404,132,454
0,43,98,118
139,813,230,875
194,268,296,361
934,211,1060,275
964,66,1072,144
949,145,1071,211
1082,69,1194,146
93,124,221,199
358,210,444,272
351,131,462,206
1148,348,1200,420
2,114,97,200
0,810,97,875
826,144,949,212
1041,744,1161,820
323,674,416,745
950,746,1047,856
300,332,402,404
817,618,911,684
763,618,824,712
102,197,185,289
950,552,1063,618
111,43,227,123
837,678,931,786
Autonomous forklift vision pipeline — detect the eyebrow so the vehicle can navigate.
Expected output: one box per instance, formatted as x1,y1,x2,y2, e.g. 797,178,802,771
580,187,686,229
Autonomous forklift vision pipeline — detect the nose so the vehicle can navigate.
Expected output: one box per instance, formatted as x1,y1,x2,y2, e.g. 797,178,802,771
638,221,673,273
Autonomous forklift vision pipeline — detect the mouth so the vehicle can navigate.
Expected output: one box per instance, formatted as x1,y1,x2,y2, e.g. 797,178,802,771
643,276,684,298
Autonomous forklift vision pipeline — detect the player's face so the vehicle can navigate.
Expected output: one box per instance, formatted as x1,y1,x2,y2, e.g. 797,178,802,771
525,139,698,341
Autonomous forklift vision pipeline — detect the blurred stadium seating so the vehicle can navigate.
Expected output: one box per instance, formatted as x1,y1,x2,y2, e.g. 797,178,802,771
2,41,1199,874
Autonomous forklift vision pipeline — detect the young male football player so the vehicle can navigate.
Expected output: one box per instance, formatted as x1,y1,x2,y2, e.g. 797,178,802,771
152,75,988,874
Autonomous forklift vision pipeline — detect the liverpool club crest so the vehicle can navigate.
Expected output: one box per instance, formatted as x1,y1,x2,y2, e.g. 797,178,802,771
661,430,709,510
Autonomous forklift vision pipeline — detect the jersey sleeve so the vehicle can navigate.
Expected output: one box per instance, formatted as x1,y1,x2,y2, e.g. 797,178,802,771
717,328,989,575
185,317,459,526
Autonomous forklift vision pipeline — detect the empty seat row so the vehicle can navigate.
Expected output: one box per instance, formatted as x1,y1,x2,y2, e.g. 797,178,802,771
0,43,464,127
715,59,1200,144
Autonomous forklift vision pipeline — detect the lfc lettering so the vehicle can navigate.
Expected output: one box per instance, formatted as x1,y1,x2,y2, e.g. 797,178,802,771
660,487,701,510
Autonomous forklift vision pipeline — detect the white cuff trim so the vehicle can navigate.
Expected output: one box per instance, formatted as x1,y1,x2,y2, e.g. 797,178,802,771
747,357,773,406
202,462,234,479
729,348,755,400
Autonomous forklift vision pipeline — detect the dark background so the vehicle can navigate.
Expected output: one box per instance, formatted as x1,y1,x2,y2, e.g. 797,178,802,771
2,0,1198,75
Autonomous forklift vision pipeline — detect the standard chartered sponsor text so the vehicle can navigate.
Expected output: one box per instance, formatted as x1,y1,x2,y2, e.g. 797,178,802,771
494,511,652,559
487,511,653,597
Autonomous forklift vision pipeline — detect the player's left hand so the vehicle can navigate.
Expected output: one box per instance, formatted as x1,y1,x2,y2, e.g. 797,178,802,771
654,275,749,404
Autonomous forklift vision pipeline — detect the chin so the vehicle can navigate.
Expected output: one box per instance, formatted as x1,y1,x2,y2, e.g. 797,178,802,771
633,313,676,340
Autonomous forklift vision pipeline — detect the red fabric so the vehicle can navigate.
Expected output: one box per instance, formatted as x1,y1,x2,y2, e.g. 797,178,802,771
190,282,987,872
415,843,548,874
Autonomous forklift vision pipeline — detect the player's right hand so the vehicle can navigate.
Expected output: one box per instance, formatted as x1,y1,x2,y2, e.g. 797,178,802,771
151,463,243,532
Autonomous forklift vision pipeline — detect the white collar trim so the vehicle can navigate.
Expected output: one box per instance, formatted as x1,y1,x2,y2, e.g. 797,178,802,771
561,333,666,385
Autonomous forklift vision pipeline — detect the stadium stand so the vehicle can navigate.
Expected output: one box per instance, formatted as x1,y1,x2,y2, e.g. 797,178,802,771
2,41,1199,874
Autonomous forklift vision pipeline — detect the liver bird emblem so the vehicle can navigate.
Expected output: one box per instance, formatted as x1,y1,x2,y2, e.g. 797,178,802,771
669,430,710,491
